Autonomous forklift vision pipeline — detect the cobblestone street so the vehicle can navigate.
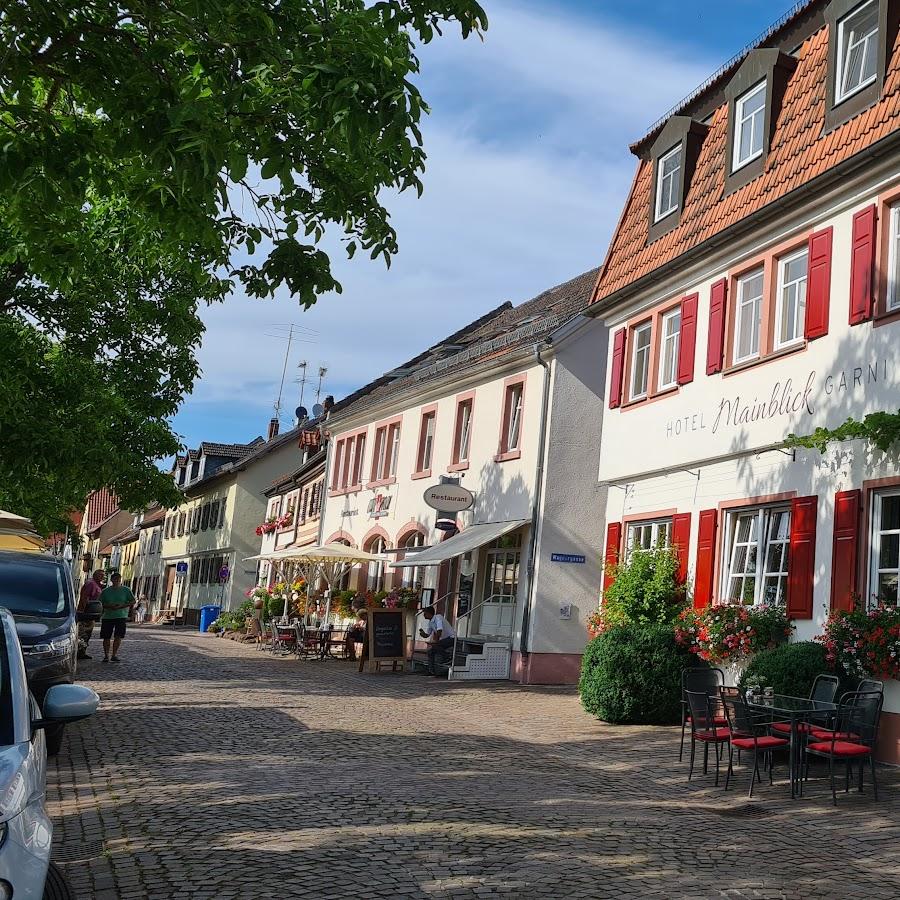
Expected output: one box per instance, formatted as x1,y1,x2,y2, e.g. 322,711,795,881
48,627,900,899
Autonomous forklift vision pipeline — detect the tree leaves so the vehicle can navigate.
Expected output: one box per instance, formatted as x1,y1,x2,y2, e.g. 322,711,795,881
786,411,900,455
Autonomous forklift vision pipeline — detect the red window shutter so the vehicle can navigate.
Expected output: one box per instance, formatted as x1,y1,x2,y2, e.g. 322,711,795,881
671,513,691,584
804,226,832,340
706,279,727,375
787,495,818,620
849,205,876,325
609,328,626,409
602,521,622,593
694,509,718,609
677,294,698,385
831,490,861,613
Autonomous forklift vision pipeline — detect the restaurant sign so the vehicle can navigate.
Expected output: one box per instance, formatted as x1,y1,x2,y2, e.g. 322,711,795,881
423,483,474,512
367,494,392,519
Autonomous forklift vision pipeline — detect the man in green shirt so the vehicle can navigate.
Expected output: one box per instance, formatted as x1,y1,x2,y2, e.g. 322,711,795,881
99,572,134,662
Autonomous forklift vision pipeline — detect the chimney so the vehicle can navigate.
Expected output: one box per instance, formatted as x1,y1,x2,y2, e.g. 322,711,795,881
323,395,335,414
267,418,280,441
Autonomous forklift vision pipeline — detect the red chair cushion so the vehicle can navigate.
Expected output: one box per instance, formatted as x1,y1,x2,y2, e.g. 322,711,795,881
809,729,860,742
807,740,871,757
694,729,730,742
730,735,789,750
770,722,814,735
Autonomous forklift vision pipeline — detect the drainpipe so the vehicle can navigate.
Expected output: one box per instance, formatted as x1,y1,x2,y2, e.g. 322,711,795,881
519,341,552,659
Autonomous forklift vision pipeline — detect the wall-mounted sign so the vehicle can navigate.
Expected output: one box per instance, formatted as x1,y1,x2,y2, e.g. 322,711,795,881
423,484,474,512
175,561,188,574
551,553,586,564
367,494,392,518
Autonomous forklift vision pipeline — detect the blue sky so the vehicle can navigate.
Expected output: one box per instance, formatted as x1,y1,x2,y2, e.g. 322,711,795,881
172,0,791,450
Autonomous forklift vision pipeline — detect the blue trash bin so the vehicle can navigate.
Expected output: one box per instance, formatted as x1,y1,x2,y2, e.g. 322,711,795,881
199,605,221,633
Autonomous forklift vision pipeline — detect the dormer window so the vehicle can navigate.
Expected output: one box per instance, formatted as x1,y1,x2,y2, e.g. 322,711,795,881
647,116,708,243
836,0,879,102
732,81,766,171
654,145,682,222
723,49,795,194
824,0,896,131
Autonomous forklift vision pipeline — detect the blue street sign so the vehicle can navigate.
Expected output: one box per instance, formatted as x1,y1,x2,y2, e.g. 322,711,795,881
176,561,189,574
551,553,586,564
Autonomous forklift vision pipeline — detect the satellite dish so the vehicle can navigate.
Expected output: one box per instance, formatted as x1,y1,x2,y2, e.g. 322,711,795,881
312,403,324,418
295,406,308,420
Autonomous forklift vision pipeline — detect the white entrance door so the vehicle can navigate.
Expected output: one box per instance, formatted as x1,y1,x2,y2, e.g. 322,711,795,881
475,534,521,638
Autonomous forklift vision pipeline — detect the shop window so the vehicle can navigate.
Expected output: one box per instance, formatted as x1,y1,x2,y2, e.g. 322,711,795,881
732,80,766,171
734,268,764,364
836,0,879,103
366,536,388,592
416,410,436,473
400,531,426,590
722,506,791,605
658,308,681,390
887,203,900,312
870,491,900,605
451,398,473,468
626,519,672,556
629,322,652,400
654,144,682,222
774,248,808,349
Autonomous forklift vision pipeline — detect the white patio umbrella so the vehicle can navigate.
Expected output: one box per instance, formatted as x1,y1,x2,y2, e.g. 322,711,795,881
246,543,389,621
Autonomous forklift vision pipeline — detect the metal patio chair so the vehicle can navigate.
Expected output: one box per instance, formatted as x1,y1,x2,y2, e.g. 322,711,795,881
722,697,790,798
685,690,730,786
803,691,883,805
680,667,725,762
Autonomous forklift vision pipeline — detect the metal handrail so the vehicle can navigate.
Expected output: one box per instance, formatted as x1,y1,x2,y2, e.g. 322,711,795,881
450,593,515,674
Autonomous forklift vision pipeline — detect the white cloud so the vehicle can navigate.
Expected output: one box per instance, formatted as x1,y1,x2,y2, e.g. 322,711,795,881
173,1,714,447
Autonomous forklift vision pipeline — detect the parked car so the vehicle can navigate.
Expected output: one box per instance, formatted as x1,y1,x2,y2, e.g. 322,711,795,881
0,607,99,899
0,552,78,754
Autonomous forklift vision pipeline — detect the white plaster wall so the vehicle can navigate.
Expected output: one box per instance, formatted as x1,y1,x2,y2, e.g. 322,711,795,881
320,361,544,557
599,174,900,482
529,319,608,655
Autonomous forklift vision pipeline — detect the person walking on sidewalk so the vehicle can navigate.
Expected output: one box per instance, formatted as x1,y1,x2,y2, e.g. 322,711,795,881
99,572,134,662
418,606,456,676
76,569,106,660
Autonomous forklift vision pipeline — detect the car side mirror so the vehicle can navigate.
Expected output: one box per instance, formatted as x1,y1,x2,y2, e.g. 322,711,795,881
32,683,100,730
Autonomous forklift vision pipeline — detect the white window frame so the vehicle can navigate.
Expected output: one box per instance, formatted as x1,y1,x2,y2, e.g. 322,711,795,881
400,532,426,590
654,144,682,222
504,383,524,452
386,423,400,478
629,322,652,401
658,308,681,390
418,412,435,472
732,80,767,171
887,203,900,312
869,490,900,607
734,268,764,364
836,0,879,104
366,536,388,592
774,247,809,350
455,400,472,464
372,427,387,482
721,505,791,606
626,519,673,557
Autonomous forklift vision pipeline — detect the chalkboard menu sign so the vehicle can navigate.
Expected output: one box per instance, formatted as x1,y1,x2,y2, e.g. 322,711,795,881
457,573,474,618
363,608,406,673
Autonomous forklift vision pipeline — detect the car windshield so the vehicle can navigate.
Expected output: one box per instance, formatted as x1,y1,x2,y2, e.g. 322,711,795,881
0,627,13,745
0,558,68,617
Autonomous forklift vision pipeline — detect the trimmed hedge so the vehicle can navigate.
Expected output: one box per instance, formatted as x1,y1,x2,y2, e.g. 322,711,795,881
738,642,829,698
579,623,699,724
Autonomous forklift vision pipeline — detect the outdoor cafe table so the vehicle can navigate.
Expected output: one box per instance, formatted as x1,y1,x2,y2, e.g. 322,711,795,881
746,694,837,799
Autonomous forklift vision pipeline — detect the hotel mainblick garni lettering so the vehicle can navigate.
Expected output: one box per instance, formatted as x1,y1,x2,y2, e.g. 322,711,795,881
665,358,891,439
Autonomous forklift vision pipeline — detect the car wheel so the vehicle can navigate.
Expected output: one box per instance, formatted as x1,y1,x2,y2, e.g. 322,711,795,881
43,862,76,900
45,723,65,756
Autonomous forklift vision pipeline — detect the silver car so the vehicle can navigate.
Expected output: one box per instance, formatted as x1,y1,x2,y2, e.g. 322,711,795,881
0,607,99,899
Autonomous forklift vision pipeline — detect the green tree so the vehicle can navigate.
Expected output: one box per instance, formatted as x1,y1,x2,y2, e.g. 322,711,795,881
786,411,900,454
0,1,487,532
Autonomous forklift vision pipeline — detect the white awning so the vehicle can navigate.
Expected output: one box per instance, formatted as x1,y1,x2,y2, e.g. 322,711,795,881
391,520,529,567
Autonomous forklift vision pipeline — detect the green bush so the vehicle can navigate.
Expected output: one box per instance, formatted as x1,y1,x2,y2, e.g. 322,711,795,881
579,623,698,724
603,545,686,627
738,642,830,697
265,593,288,620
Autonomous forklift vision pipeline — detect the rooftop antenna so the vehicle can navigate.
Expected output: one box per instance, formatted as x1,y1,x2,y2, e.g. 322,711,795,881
296,361,309,424
273,324,296,423
315,365,328,404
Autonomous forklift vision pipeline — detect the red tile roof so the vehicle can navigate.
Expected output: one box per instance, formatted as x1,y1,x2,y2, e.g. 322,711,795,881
85,489,119,532
592,22,900,306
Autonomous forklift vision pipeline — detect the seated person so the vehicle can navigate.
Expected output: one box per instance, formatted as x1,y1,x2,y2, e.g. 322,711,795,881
419,607,456,676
